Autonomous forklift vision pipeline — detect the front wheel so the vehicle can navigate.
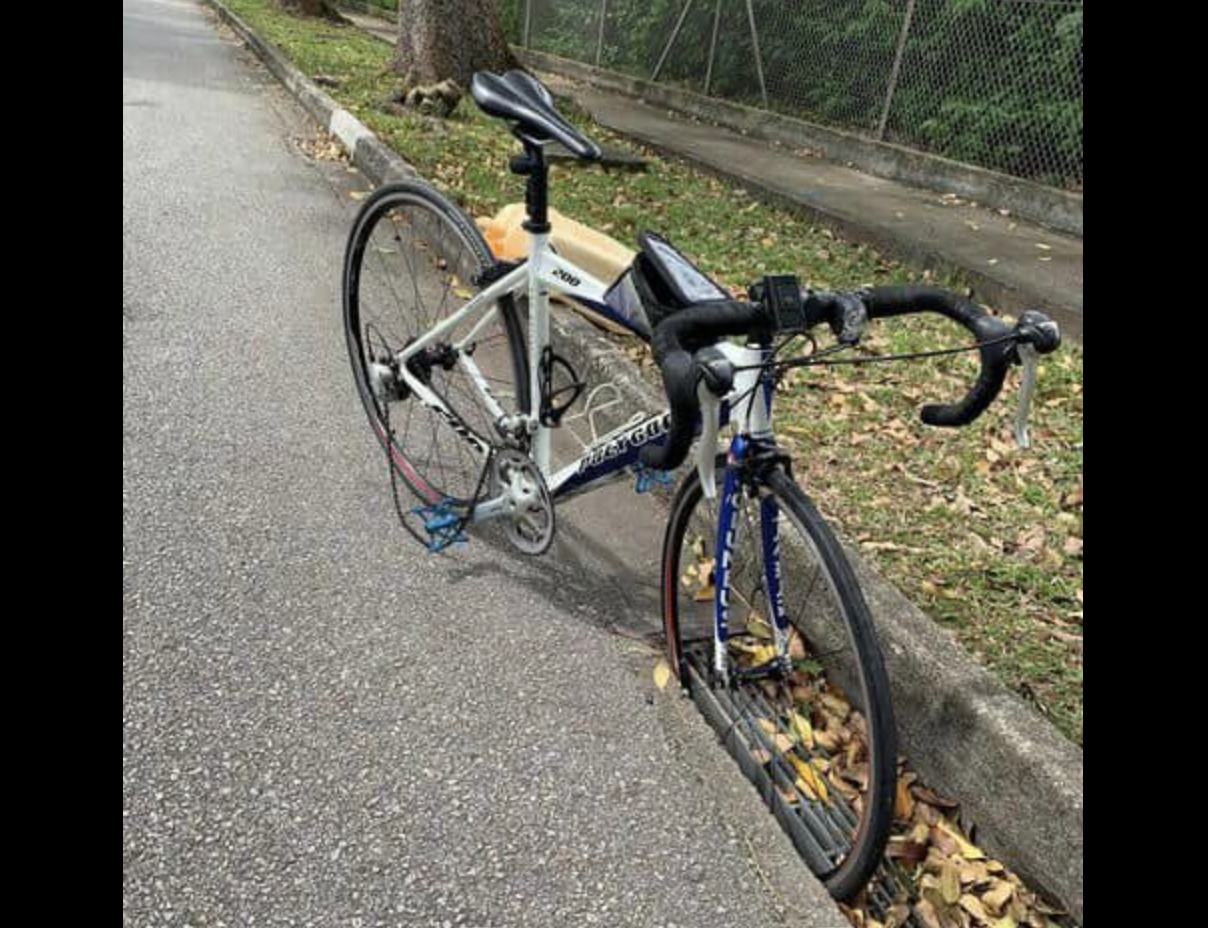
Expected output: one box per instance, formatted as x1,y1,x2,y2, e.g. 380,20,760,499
662,460,897,901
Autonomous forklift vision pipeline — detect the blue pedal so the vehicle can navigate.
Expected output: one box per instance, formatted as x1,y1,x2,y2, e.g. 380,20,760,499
412,502,469,553
634,466,676,495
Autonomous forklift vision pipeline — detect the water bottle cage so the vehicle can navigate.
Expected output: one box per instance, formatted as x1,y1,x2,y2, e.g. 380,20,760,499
540,347,586,427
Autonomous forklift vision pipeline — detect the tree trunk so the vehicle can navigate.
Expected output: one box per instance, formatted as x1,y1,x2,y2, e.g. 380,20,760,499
394,0,518,92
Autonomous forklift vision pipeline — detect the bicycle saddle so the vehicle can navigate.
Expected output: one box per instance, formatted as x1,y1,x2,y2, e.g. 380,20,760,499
470,71,602,161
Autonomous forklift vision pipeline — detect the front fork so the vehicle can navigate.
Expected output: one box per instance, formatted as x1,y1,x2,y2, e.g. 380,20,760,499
713,436,792,684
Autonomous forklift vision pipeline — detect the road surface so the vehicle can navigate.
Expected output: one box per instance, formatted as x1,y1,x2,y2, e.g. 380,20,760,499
123,1,845,924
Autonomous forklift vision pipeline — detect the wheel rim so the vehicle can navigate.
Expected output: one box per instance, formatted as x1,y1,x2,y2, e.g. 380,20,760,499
346,191,526,506
667,471,891,894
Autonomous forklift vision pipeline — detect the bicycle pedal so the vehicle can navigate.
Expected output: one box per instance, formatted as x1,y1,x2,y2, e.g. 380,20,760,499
412,503,469,554
634,465,676,494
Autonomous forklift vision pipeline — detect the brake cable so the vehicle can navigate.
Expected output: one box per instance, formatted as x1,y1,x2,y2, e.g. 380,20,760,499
720,330,1022,414
727,330,1020,378
766,331,1020,373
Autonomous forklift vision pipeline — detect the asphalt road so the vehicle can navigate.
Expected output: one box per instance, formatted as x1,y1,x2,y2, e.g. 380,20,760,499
122,1,846,925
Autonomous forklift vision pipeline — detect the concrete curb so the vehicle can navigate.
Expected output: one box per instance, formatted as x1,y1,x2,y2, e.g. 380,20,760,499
204,4,1082,922
515,49,1082,240
203,0,416,187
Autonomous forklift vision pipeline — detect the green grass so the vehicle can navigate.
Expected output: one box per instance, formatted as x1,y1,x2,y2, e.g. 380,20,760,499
223,0,1084,744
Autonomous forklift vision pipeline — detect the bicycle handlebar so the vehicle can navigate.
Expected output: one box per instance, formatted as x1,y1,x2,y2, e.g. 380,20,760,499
860,286,1015,427
639,285,1061,474
639,300,765,472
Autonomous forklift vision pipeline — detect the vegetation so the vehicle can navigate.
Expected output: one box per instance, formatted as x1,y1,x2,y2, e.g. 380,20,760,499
503,0,1083,189
224,0,1083,744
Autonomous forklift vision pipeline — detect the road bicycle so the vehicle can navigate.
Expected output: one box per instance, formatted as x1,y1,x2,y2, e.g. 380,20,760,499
341,70,1061,901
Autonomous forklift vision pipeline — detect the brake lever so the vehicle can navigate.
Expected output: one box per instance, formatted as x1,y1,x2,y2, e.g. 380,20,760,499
695,350,735,500
1014,342,1039,450
698,382,722,500
1012,311,1060,450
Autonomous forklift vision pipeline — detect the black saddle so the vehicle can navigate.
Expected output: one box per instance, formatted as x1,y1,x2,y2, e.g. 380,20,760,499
470,71,602,161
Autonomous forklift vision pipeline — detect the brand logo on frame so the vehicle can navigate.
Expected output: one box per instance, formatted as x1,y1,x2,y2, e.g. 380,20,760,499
552,268,582,288
576,413,671,474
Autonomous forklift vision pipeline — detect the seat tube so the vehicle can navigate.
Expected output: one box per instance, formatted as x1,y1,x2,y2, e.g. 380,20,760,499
528,227,552,475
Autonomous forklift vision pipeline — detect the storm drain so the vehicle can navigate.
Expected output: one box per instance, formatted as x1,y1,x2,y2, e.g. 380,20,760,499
682,646,920,927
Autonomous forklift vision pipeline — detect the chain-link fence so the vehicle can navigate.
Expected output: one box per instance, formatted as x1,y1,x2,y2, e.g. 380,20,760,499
502,0,1082,191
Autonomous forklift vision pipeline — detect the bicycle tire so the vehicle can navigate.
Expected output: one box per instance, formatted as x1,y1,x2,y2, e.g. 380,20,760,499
662,459,897,901
343,181,530,506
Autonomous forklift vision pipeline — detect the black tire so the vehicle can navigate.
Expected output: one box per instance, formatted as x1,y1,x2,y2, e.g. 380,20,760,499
343,181,530,506
662,459,897,901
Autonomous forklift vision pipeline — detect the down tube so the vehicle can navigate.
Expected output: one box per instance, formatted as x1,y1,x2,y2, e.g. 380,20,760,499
549,412,674,500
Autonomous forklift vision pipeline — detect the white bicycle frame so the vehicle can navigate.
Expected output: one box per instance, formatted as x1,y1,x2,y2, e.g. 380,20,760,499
394,228,772,514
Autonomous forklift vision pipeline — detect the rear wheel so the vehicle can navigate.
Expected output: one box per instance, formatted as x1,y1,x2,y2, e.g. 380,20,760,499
662,460,897,901
343,181,529,508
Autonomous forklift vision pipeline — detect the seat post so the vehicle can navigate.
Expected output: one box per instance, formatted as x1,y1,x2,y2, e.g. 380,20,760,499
510,139,551,235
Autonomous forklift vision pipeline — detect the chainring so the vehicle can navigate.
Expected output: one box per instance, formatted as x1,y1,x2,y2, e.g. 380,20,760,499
493,450,556,556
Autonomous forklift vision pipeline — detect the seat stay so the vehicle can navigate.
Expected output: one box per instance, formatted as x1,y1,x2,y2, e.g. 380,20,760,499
397,262,528,364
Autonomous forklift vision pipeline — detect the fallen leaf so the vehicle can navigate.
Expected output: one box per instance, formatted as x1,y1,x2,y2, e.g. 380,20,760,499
745,612,774,640
941,860,962,905
691,558,716,602
814,727,842,753
653,659,672,691
789,755,830,802
895,777,916,820
959,894,989,922
886,837,928,866
790,711,816,749
914,899,943,928
1015,525,1047,557
958,860,988,886
936,820,987,860
912,784,960,811
788,629,807,660
983,880,1015,915
820,692,851,722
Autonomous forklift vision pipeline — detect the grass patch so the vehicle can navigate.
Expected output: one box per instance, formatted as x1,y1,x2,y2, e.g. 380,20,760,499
223,0,1083,744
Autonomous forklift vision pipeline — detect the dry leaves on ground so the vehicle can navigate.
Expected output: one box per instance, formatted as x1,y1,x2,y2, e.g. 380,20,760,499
697,598,1069,928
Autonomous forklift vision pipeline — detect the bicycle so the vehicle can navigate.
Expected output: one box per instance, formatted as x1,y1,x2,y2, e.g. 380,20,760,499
341,70,1062,902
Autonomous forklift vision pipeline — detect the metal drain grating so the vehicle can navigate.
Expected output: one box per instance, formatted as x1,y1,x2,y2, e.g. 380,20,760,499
682,646,921,927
